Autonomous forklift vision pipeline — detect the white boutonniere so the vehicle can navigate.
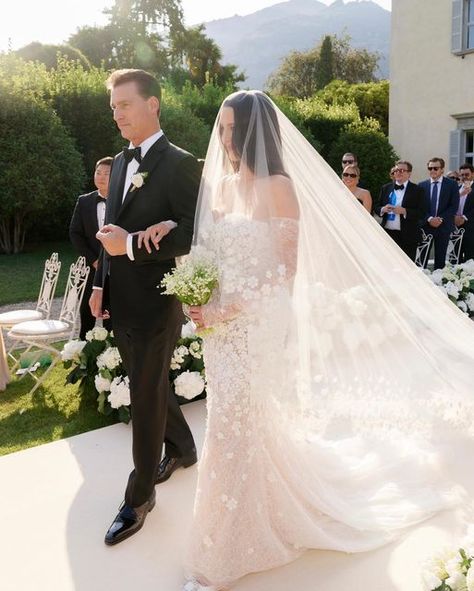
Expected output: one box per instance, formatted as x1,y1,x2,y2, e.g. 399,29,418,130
130,172,148,192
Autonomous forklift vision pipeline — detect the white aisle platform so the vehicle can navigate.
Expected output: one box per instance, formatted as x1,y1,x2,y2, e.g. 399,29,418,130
0,399,472,591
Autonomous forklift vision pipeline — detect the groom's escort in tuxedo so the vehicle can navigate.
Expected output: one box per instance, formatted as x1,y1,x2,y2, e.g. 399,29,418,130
94,130,201,533
375,180,426,262
419,176,459,269
456,181,474,262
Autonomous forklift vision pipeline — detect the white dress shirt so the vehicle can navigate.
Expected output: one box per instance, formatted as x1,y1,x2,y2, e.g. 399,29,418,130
97,193,106,229
385,184,406,231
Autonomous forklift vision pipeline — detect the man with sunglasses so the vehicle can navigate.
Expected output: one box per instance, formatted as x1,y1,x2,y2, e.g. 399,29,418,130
455,163,474,262
375,161,426,262
419,157,459,269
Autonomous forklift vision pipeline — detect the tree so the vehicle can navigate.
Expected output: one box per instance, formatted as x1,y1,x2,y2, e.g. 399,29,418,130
15,42,90,70
0,86,85,253
266,33,380,98
316,80,389,135
68,26,116,68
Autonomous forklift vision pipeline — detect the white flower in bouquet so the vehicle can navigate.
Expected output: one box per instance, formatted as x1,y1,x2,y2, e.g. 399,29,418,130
97,346,122,371
181,321,196,339
420,569,443,591
443,268,458,282
94,374,112,393
108,376,130,408
61,340,87,362
85,326,108,342
445,281,460,299
189,340,202,359
161,253,218,306
174,371,205,400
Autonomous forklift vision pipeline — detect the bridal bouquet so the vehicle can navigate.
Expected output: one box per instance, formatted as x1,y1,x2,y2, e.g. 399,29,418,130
426,259,474,317
421,526,474,590
161,253,219,334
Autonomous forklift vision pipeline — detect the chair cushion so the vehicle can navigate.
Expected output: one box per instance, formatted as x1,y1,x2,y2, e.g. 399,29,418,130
0,309,43,327
9,319,69,336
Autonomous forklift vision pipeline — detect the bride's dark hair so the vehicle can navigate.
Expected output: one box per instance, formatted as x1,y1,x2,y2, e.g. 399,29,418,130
221,91,287,177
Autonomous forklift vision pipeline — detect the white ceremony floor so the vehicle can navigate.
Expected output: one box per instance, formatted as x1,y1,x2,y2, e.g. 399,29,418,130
1,399,472,591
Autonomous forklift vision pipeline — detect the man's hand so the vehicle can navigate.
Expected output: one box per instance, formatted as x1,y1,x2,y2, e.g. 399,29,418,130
392,206,406,215
460,184,472,197
429,217,443,228
89,289,110,319
455,215,465,227
96,224,128,256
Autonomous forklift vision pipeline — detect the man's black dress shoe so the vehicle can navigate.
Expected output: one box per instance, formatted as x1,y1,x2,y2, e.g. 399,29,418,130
104,489,156,546
155,452,197,484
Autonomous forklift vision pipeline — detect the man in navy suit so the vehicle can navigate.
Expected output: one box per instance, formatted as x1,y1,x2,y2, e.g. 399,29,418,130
69,157,113,339
419,157,460,269
455,163,474,262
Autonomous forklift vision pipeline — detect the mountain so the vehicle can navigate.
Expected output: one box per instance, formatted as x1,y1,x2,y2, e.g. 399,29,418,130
202,0,390,89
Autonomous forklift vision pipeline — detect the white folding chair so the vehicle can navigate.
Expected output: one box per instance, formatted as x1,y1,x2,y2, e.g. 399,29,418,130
0,252,61,369
7,256,89,396
415,230,433,268
447,228,465,265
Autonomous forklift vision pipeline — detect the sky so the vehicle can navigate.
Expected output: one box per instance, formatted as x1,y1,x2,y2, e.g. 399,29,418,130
0,0,391,52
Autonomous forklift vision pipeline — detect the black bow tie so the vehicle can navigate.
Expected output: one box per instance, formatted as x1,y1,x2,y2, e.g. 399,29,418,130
394,184,404,191
122,146,142,164
96,195,107,204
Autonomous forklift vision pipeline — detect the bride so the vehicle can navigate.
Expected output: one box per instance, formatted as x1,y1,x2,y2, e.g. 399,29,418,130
143,91,474,590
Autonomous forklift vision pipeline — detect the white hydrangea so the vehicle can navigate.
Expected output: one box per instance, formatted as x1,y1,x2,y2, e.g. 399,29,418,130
97,347,122,371
108,376,130,408
94,374,112,393
61,340,86,362
85,326,108,342
174,371,205,400
430,269,444,286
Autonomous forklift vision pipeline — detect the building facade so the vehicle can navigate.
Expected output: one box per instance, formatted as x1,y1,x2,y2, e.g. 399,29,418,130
390,0,474,181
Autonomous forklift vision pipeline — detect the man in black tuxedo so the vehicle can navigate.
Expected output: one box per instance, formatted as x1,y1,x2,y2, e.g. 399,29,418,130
455,163,474,262
419,157,460,269
89,69,201,545
375,160,427,262
69,157,113,339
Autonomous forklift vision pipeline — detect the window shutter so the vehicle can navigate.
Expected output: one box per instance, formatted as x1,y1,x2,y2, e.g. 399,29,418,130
452,0,464,54
449,129,462,170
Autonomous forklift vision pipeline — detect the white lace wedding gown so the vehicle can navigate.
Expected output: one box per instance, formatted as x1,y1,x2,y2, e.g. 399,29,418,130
184,214,459,590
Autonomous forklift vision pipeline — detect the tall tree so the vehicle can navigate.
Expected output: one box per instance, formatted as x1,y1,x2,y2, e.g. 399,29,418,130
317,35,334,90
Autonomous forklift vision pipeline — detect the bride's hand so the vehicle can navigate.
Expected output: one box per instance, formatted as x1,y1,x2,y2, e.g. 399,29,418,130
188,305,205,328
137,221,176,253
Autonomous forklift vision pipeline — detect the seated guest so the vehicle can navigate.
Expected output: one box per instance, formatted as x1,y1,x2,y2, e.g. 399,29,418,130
69,157,113,339
375,160,426,262
455,163,474,262
341,164,372,213
419,157,460,269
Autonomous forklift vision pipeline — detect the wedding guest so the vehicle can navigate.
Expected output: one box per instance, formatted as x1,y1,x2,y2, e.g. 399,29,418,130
341,152,358,170
341,164,372,213
447,170,461,184
69,157,113,339
455,163,474,262
375,160,426,262
419,157,460,269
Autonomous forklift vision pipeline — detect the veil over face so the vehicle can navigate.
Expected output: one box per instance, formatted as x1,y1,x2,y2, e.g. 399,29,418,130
192,89,474,440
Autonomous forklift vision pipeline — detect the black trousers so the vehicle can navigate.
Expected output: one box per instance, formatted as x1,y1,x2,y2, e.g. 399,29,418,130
423,226,451,270
460,227,474,262
114,313,196,507
384,228,418,262
79,272,112,339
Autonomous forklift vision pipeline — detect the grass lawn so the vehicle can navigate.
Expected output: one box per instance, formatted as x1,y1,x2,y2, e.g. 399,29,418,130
0,241,77,306
0,356,118,456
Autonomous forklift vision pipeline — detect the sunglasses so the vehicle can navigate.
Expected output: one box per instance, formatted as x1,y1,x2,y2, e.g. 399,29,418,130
342,172,358,178
342,160,355,165
428,166,441,171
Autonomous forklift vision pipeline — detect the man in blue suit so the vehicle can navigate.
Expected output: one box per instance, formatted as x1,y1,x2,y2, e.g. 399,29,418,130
419,157,460,269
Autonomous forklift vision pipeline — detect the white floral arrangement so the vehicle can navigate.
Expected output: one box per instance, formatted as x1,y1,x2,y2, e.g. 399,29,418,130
425,259,474,317
421,526,474,590
62,322,206,422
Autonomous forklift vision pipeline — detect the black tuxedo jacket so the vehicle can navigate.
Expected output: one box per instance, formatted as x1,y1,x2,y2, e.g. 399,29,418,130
93,135,201,330
458,190,474,234
375,181,427,242
69,190,102,267
419,176,460,233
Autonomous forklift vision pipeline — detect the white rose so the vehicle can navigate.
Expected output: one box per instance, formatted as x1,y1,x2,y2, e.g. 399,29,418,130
174,371,205,400
94,374,112,392
108,376,130,408
131,173,145,188
61,340,86,361
181,321,196,339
